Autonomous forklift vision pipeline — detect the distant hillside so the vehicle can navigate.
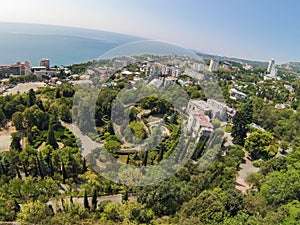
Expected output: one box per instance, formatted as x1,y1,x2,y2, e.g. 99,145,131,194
194,52,268,66
279,62,300,73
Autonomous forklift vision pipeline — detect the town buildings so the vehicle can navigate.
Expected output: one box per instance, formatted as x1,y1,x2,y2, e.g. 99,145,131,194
0,61,31,76
209,59,219,72
161,65,181,77
243,63,254,71
193,63,205,72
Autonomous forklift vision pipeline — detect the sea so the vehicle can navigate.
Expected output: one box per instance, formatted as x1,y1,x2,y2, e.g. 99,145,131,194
0,22,143,66
0,22,197,67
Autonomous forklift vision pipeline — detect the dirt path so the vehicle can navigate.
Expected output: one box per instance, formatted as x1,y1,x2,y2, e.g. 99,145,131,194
136,109,151,134
61,122,103,157
0,122,17,152
235,143,293,194
236,150,259,194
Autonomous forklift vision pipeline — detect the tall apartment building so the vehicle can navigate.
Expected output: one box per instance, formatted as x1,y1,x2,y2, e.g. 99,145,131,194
40,58,50,70
209,59,219,72
267,59,275,74
265,59,278,80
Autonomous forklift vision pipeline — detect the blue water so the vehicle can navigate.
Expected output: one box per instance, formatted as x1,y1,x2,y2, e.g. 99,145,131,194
0,23,143,66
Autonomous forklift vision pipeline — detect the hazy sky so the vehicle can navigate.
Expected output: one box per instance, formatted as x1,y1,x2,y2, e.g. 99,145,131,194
0,0,300,63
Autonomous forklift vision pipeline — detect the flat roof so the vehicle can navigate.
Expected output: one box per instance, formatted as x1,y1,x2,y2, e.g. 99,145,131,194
191,110,213,129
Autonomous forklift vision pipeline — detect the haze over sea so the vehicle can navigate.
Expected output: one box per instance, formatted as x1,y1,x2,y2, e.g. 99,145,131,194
0,22,145,66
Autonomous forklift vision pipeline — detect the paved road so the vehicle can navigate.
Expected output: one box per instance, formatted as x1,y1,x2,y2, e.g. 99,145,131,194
61,122,103,157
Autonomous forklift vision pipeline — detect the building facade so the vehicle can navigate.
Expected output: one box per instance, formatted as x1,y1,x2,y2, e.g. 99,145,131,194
187,110,214,142
0,61,30,76
229,88,247,100
209,59,219,72
40,58,50,70
187,99,231,121
187,100,213,118
267,59,275,74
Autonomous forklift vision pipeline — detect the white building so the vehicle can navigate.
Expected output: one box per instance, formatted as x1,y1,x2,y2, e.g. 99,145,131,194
187,110,214,141
113,59,128,69
209,59,219,72
34,70,57,78
207,99,227,121
146,62,162,76
250,123,266,132
243,64,254,71
172,68,181,77
161,66,181,77
267,59,275,74
187,100,212,118
161,65,171,76
193,63,205,72
40,58,50,70
71,80,93,87
284,84,294,93
265,59,279,80
187,99,231,121
187,99,235,123
121,70,133,78
229,88,247,100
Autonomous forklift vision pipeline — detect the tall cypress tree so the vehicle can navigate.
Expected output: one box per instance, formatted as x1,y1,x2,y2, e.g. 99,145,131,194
46,151,54,177
36,99,45,111
0,161,7,176
27,89,36,107
47,123,59,150
16,166,22,179
126,154,130,164
62,162,66,184
27,128,33,145
84,190,90,211
241,99,253,125
38,152,50,178
36,154,44,179
170,113,178,125
157,145,164,162
91,189,98,211
142,151,148,167
55,89,61,99
82,158,87,173
232,111,247,146
14,199,21,216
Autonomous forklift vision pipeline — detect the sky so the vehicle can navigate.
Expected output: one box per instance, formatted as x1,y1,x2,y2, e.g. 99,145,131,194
0,0,300,63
